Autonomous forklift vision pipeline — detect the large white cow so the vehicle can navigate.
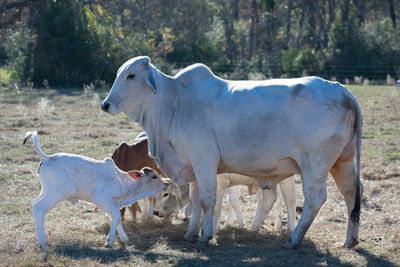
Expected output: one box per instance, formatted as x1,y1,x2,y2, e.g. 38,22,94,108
101,56,363,249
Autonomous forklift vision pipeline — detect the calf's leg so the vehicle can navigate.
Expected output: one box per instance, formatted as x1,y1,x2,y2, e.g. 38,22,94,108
251,187,277,231
213,176,228,234
279,176,297,232
31,190,66,251
273,184,284,231
227,186,244,228
94,196,127,247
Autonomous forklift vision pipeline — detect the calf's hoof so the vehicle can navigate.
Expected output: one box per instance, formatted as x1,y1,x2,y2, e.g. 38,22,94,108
343,238,359,248
104,239,113,248
183,233,198,242
119,235,129,244
39,244,48,252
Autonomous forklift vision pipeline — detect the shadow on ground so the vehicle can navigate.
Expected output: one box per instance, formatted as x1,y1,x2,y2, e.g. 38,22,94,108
50,221,397,266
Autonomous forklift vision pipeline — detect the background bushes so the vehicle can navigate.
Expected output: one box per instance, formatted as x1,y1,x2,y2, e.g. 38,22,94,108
1,0,399,87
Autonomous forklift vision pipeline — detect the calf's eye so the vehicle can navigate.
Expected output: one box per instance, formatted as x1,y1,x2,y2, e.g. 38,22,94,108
152,175,157,179
163,193,169,197
127,74,135,80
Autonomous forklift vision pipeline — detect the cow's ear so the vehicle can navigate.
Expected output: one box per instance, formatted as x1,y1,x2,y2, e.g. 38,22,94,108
127,170,141,180
145,65,157,95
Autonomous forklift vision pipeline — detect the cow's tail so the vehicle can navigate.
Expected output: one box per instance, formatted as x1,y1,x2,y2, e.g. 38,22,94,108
350,95,363,225
23,131,48,160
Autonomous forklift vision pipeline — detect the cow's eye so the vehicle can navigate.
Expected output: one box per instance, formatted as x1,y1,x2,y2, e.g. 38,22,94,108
127,74,135,80
163,193,169,197
152,175,157,179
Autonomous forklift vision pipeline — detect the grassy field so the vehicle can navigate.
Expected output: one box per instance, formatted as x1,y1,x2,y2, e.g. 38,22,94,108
0,84,399,266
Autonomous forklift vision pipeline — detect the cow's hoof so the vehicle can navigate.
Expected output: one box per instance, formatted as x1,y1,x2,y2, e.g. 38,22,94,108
183,234,198,242
104,242,112,248
343,238,359,248
195,239,209,247
282,242,298,250
196,235,211,246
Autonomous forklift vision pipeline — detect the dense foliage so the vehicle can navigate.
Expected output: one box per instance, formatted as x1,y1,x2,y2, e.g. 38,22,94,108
1,0,399,87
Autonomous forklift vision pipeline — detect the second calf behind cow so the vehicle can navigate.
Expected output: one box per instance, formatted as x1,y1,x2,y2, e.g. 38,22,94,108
111,134,165,221
119,134,297,233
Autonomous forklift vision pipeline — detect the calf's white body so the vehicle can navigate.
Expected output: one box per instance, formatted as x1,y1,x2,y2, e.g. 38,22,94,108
24,131,168,251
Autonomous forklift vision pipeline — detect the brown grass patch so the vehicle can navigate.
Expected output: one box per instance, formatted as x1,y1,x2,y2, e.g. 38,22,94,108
0,85,399,266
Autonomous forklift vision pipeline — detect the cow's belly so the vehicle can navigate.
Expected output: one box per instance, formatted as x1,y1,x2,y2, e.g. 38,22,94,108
219,155,300,179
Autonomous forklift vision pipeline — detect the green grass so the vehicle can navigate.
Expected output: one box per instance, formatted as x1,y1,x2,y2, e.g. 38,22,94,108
0,84,399,266
0,67,16,84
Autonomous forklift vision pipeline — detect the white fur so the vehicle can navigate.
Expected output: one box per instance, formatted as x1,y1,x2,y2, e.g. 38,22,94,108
212,174,296,234
24,131,169,251
102,56,362,248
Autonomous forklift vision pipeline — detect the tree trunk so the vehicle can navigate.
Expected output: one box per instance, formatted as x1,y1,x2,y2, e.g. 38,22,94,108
249,0,258,60
387,0,396,29
286,0,293,47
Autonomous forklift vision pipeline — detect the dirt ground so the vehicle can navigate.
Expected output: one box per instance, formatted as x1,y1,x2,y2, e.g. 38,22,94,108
0,84,399,266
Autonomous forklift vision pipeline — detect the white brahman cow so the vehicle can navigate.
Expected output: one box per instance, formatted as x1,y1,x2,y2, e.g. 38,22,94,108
101,56,363,249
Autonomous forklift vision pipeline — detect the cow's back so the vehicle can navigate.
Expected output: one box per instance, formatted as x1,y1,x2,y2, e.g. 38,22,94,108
177,76,358,179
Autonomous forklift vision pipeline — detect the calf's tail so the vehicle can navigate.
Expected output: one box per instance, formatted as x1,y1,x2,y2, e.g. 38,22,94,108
23,131,48,160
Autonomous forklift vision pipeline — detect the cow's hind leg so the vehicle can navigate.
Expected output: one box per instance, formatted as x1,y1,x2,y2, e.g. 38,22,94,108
330,160,362,248
284,167,328,249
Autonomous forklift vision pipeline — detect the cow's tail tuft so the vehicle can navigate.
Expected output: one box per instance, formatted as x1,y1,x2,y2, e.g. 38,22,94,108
350,95,363,225
23,131,48,160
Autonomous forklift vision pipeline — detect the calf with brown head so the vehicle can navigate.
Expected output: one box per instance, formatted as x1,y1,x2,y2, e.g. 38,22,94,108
111,134,165,221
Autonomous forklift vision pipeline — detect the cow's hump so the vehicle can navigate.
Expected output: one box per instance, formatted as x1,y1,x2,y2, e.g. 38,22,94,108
175,63,216,86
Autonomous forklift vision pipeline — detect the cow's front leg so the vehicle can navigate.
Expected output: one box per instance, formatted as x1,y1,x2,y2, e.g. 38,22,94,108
192,163,217,245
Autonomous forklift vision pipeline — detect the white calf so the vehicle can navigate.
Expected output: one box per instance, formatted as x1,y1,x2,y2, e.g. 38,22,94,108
214,174,296,234
23,131,169,251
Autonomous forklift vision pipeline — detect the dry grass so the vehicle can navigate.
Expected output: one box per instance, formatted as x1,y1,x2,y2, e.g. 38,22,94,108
0,84,399,266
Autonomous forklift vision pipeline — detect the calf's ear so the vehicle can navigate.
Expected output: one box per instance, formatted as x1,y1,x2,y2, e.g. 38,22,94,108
128,171,141,180
141,167,156,176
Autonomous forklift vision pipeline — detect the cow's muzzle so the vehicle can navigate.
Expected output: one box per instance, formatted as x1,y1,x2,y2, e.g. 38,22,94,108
101,102,110,112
